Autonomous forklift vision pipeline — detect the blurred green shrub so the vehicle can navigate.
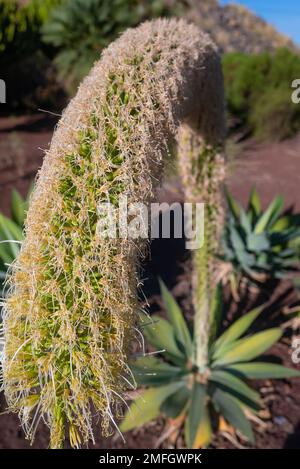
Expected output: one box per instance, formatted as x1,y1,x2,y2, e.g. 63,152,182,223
0,0,61,58
42,0,177,89
0,0,64,112
223,48,300,140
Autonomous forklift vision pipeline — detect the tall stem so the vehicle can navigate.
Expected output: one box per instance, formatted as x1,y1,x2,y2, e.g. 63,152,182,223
178,126,225,372
193,223,211,371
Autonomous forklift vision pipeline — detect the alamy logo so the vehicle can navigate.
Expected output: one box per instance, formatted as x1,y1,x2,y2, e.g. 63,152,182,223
292,337,300,364
0,79,6,103
96,196,205,250
291,79,300,104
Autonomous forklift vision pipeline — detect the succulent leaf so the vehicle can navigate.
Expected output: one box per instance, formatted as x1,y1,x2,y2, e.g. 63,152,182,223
225,362,300,379
254,195,284,234
222,189,300,281
161,385,190,419
131,356,186,386
142,314,187,366
213,328,282,366
212,304,264,356
185,382,207,448
212,388,254,443
120,383,183,432
210,369,261,408
158,279,193,358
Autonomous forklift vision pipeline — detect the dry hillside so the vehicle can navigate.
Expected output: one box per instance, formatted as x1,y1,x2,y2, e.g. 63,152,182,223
174,0,297,53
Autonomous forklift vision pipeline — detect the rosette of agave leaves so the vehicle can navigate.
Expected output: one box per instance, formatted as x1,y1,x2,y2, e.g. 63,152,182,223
121,281,300,448
221,187,300,292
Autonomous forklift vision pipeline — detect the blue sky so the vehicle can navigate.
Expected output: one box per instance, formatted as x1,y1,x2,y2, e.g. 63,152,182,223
220,1,300,45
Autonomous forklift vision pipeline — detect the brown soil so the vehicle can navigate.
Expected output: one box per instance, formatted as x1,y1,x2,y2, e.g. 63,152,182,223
0,115,300,449
227,135,300,212
0,114,58,217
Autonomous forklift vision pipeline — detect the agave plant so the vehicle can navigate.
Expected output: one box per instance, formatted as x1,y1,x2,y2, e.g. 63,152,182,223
42,0,175,88
221,188,300,288
0,189,29,294
121,281,299,448
3,19,227,448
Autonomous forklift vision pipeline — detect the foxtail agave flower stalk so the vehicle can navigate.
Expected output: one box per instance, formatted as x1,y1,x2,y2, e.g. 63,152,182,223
1,19,225,448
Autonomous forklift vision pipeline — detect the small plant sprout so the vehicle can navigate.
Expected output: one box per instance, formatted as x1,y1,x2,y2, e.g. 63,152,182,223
121,281,300,448
1,19,225,448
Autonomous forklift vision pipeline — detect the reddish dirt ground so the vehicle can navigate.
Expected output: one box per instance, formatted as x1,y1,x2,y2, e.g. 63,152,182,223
0,114,57,217
0,116,300,449
226,135,300,211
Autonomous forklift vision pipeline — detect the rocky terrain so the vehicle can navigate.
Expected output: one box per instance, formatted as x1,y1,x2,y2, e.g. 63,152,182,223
177,0,297,53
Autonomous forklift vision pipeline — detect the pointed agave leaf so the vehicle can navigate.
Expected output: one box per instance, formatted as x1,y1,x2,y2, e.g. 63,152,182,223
229,272,238,299
142,315,186,366
0,215,22,259
11,189,26,227
248,187,261,220
185,382,207,448
235,252,256,274
226,362,300,379
158,279,193,357
270,215,292,232
0,214,23,242
276,248,297,259
254,196,284,234
0,238,20,262
240,207,252,235
270,229,300,246
221,238,235,261
256,252,270,269
209,282,223,344
225,187,240,220
229,224,246,253
120,383,182,432
186,407,212,449
228,225,255,271
212,388,254,443
213,328,282,366
212,305,264,358
131,356,185,387
267,197,285,229
161,385,190,419
247,233,270,252
0,241,15,265
210,370,261,407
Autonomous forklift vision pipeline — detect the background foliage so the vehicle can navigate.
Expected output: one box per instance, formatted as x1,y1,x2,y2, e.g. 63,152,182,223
41,0,179,89
0,189,28,297
1,0,300,143
223,49,300,141
0,0,64,111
